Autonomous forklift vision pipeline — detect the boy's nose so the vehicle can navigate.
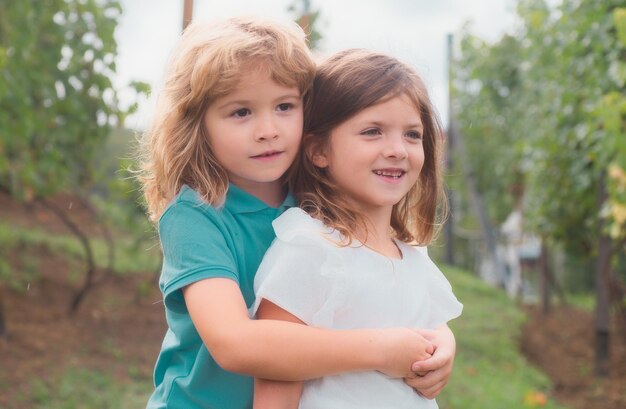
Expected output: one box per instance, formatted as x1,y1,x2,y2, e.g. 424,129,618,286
254,113,279,141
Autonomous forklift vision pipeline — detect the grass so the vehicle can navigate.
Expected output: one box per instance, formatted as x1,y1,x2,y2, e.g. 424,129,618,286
0,222,160,290
3,227,570,408
567,292,595,312
437,266,570,409
20,368,152,409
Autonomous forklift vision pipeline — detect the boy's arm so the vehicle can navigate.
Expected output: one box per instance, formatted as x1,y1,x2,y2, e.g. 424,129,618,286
253,300,305,409
404,325,456,399
184,277,434,380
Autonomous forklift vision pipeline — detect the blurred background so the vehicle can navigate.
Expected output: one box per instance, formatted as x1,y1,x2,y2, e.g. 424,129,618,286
0,1,625,408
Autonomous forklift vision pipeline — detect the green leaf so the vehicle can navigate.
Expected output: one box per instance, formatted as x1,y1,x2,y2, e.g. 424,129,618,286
613,8,626,46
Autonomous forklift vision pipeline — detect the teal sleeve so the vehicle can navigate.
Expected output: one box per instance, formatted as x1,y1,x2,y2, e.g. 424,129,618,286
158,201,238,313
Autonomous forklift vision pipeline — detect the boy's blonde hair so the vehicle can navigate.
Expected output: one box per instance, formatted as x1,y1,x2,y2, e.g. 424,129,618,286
140,17,315,221
291,49,447,245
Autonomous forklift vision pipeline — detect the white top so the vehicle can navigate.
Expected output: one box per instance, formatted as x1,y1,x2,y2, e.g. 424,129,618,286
252,208,463,409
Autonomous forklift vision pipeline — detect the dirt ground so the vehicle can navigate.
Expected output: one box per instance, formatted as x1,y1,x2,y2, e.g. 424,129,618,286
0,272,166,408
1,192,625,409
521,305,626,409
0,192,166,408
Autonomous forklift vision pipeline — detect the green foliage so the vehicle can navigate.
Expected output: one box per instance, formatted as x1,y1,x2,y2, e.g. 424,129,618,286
438,267,569,409
452,0,626,289
288,0,324,50
451,32,526,226
0,0,126,200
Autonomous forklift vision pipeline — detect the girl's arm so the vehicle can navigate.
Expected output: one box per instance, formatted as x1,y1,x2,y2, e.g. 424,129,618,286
404,325,456,399
184,277,434,380
253,300,306,409
254,379,303,409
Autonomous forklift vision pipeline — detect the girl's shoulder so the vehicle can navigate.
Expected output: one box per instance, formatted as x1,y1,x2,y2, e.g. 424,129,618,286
273,207,338,244
400,243,428,257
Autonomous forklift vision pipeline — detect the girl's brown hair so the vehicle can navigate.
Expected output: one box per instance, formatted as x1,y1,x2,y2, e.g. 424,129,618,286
139,17,315,221
290,49,447,245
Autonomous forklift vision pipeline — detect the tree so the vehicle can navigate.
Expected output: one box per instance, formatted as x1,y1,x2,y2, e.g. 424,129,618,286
0,0,143,315
0,0,125,200
288,0,323,51
452,0,626,375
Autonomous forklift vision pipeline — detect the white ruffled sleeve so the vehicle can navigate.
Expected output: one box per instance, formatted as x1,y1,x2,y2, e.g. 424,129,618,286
416,250,463,329
251,208,343,327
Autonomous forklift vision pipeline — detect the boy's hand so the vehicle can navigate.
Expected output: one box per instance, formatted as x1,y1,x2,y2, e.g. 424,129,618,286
404,326,456,399
376,328,434,378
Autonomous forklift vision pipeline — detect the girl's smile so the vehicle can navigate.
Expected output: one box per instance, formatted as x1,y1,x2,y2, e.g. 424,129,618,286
372,168,407,183
312,93,424,215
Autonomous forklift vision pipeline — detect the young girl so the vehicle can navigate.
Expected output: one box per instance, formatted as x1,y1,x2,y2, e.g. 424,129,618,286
252,49,463,409
141,17,457,409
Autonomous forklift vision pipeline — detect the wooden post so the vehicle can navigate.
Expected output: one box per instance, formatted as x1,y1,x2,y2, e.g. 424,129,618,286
444,33,455,266
539,241,551,314
182,0,193,31
0,292,6,338
594,175,611,376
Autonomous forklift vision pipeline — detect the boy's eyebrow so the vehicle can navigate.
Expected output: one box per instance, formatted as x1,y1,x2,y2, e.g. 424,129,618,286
215,93,301,110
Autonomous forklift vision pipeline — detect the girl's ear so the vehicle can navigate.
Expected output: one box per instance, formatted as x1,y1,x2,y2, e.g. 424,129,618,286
305,135,329,168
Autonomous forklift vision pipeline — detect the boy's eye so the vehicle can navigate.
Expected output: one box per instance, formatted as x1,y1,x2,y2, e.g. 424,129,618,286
406,130,423,140
232,108,251,118
361,128,381,136
276,103,293,112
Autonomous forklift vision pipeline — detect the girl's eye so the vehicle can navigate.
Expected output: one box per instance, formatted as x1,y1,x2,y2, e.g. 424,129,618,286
276,103,293,112
406,130,423,140
361,128,381,136
232,108,251,118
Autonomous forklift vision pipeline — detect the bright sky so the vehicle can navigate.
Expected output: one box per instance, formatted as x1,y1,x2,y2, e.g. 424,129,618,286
115,0,519,130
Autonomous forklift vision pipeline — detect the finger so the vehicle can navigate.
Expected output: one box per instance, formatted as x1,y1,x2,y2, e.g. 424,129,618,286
404,377,447,399
404,368,444,390
403,369,428,381
419,380,447,400
411,352,444,373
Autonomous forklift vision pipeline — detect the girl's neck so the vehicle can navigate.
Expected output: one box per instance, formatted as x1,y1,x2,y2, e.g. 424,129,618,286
354,207,401,259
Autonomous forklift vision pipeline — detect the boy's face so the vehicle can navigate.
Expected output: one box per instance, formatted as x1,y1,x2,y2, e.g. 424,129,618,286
204,68,303,200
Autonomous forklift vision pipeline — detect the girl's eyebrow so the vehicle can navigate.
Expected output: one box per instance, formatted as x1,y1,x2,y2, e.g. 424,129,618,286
357,120,424,130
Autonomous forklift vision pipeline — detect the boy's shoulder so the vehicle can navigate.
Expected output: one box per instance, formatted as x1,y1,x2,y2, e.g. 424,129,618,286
159,186,221,224
173,185,205,206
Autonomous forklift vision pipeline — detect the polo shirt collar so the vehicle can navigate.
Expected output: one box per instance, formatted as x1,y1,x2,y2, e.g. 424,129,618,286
225,183,295,214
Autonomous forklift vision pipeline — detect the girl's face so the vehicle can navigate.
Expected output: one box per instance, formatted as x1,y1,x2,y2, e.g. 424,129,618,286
204,67,303,199
312,94,424,215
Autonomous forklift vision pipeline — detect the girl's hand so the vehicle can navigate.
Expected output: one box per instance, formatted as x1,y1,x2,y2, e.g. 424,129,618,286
403,326,456,399
375,328,434,378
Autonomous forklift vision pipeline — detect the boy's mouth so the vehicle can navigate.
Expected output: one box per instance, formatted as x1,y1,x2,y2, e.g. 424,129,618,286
251,150,283,159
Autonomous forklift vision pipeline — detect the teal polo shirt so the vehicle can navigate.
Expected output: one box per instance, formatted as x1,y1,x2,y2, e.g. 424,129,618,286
147,184,294,409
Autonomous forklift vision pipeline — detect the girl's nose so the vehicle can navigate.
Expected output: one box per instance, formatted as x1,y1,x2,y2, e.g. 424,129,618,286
383,134,408,159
